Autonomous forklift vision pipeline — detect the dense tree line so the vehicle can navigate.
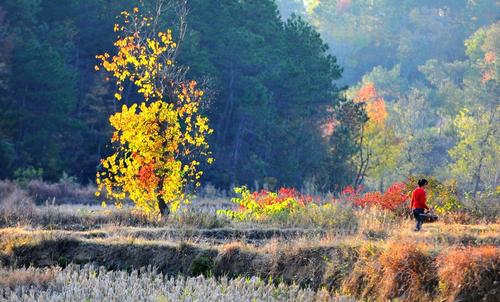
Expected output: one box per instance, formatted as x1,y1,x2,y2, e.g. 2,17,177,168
0,0,363,191
3,0,496,195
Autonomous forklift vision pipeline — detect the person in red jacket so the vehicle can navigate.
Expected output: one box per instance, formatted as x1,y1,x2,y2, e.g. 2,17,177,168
411,179,429,231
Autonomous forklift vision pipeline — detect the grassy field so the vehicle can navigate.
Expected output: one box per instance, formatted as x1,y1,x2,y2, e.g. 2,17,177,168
0,198,498,301
0,181,499,301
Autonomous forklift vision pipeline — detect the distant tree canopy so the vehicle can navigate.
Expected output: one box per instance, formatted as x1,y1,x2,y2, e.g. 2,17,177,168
282,0,499,85
0,0,357,191
276,1,499,194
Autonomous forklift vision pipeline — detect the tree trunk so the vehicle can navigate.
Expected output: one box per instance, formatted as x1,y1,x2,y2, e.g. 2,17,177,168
158,196,170,217
472,107,496,197
354,124,369,187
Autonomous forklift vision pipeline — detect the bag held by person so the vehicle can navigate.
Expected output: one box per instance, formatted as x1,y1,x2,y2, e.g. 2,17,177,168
420,212,438,223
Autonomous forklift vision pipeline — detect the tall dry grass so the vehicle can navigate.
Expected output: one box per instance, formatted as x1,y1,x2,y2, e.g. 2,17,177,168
342,241,432,301
0,181,35,224
26,179,97,205
0,264,354,302
376,241,437,301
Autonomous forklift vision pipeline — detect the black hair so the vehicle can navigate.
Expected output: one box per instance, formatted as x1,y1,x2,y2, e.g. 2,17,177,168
418,179,428,187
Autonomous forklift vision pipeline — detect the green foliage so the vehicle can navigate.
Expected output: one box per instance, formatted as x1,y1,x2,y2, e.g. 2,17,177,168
0,140,15,179
218,186,358,229
465,27,488,61
0,0,348,190
448,109,499,193
445,23,499,194
183,1,344,188
14,167,43,187
321,99,368,189
463,190,500,219
0,0,498,197
274,1,498,194
289,0,498,84
217,186,301,221
408,176,462,214
57,255,69,267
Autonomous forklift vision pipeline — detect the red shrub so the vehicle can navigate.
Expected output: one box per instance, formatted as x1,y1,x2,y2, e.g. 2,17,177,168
342,182,409,212
340,185,363,204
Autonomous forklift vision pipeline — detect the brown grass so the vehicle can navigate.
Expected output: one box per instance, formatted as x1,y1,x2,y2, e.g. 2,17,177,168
390,220,500,247
0,266,59,289
214,241,269,277
437,245,499,302
377,241,437,301
342,241,438,301
0,203,231,230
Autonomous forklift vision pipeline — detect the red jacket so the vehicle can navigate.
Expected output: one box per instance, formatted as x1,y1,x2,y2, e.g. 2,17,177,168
411,187,428,210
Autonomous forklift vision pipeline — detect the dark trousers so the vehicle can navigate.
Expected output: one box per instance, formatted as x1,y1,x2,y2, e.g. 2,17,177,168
413,208,425,231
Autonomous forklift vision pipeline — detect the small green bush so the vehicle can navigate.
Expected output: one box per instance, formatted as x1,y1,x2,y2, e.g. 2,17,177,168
189,254,214,277
14,167,43,188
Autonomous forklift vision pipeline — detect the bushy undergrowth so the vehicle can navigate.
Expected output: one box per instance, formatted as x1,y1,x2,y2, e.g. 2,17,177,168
217,187,358,230
341,182,408,214
26,180,97,204
217,187,314,221
0,178,98,205
1,179,497,228
462,190,500,222
0,265,351,302
215,181,498,227
286,203,358,230
0,266,59,290
437,245,499,302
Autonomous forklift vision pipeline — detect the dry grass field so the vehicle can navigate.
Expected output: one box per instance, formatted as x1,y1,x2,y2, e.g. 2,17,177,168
0,181,499,301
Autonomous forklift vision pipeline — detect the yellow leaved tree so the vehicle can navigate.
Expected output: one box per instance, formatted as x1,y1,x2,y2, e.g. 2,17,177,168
95,4,213,216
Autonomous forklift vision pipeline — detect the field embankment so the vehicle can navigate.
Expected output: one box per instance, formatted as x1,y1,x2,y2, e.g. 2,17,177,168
1,221,498,302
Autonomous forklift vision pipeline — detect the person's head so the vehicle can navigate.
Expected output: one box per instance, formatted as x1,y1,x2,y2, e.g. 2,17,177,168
418,179,428,188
